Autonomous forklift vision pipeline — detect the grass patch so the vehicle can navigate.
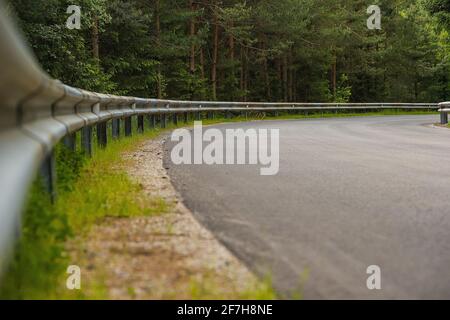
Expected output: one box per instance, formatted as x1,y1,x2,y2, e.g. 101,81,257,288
202,109,438,125
61,130,168,233
188,275,277,300
0,127,169,299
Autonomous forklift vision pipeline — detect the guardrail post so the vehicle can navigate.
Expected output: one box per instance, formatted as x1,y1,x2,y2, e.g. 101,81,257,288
81,126,93,156
40,150,57,203
148,114,156,129
137,115,144,133
173,113,178,126
97,122,107,148
440,112,448,125
112,118,120,139
161,114,167,128
125,116,132,136
196,112,201,121
63,133,76,151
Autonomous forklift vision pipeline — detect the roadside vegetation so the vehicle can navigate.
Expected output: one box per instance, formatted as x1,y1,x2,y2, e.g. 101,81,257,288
0,110,437,299
203,109,438,124
8,0,450,103
0,124,168,299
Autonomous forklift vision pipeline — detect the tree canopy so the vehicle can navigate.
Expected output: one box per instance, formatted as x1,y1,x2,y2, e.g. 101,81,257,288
7,0,450,102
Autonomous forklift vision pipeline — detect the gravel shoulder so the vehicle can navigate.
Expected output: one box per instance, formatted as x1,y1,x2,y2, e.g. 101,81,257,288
69,135,263,299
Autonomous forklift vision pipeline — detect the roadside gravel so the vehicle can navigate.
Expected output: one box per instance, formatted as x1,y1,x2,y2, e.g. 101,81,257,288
70,135,259,299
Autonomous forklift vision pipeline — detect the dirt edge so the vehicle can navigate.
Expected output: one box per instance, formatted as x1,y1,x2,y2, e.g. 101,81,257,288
70,135,262,300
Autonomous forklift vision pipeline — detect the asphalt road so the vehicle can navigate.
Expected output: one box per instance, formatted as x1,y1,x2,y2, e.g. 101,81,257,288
163,115,450,299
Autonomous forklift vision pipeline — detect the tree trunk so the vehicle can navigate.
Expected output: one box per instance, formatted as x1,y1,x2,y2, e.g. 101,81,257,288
189,0,196,74
293,70,297,102
288,52,293,102
240,45,249,101
263,56,271,101
91,15,100,62
283,54,288,102
261,40,271,101
199,47,205,80
276,59,282,101
331,56,337,100
240,45,244,93
155,0,162,98
228,22,235,99
414,77,418,101
244,47,248,102
211,8,219,101
228,22,234,60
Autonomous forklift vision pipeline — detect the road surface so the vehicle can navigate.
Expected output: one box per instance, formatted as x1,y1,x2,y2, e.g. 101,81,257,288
163,115,450,299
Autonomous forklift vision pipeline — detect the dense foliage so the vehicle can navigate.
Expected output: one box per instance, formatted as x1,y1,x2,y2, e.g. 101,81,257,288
7,0,450,102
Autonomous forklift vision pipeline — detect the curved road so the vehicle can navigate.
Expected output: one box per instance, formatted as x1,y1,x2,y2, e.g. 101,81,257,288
163,115,450,299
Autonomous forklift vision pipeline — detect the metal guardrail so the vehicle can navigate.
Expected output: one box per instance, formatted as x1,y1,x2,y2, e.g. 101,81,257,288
0,2,443,276
438,102,450,124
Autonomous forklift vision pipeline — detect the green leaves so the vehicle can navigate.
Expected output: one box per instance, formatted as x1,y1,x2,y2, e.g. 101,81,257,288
10,0,449,102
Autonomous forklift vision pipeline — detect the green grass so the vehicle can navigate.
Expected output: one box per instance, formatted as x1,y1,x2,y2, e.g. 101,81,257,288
188,275,277,300
0,109,436,299
61,130,168,233
202,108,438,125
0,126,170,299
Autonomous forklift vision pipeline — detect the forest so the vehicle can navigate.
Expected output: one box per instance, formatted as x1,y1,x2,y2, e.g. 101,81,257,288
7,0,450,103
